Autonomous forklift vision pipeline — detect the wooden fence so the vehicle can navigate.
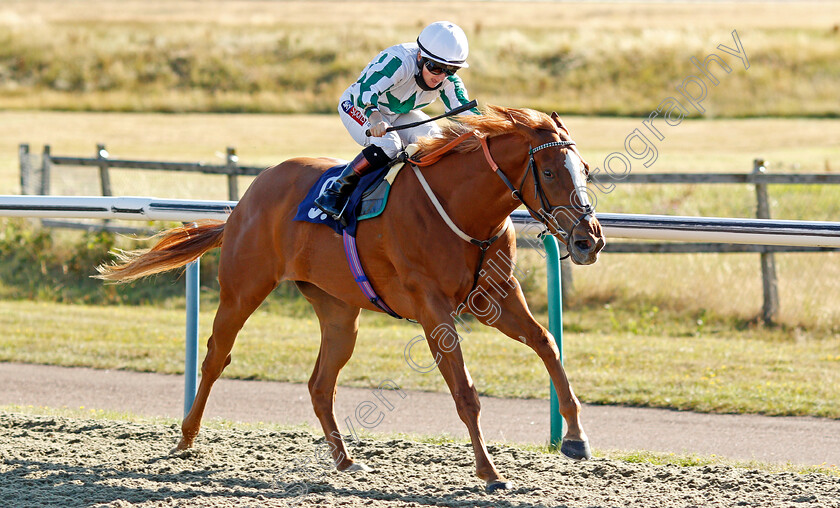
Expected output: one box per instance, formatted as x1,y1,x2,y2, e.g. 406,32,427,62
587,159,840,322
19,143,264,201
17,143,840,323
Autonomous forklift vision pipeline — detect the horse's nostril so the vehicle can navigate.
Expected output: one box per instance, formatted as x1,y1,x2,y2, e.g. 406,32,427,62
574,239,591,251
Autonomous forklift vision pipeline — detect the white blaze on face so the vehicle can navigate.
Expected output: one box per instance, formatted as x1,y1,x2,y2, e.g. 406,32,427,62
564,151,592,217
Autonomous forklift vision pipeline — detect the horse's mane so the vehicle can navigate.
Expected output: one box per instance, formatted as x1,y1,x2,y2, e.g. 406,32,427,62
414,104,555,157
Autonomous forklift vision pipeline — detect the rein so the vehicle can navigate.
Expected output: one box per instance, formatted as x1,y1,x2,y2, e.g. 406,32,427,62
410,131,475,167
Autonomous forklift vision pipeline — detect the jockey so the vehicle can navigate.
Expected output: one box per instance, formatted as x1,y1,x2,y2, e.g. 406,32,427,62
315,21,480,223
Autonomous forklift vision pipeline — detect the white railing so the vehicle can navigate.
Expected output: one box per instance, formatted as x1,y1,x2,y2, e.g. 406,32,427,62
2,196,839,247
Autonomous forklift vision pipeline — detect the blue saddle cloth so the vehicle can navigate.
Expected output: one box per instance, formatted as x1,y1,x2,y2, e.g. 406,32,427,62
293,163,391,237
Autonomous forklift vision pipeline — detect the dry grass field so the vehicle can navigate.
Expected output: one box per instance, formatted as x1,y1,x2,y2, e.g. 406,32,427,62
1,1,831,33
0,1,837,116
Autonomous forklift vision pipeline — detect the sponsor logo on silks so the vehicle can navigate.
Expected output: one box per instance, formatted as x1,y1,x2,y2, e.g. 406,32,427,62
341,100,367,127
308,176,339,221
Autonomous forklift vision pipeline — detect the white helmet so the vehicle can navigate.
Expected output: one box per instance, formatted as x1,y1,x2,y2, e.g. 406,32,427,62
417,21,469,68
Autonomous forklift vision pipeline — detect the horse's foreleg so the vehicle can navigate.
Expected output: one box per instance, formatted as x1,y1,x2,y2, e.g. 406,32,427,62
471,281,590,459
296,282,363,471
418,306,512,493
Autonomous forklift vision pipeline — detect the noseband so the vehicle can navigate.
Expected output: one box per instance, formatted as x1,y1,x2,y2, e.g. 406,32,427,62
480,137,593,257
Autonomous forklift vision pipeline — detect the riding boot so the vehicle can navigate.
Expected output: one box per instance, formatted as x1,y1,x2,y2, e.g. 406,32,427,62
315,145,390,225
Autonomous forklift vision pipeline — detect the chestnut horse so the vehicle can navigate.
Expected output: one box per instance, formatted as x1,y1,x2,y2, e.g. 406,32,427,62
97,105,606,492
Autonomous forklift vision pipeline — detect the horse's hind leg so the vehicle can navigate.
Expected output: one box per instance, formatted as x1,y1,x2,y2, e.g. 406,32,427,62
176,264,278,450
295,281,363,471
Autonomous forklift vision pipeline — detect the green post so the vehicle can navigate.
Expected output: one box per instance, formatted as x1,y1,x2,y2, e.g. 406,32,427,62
543,235,564,449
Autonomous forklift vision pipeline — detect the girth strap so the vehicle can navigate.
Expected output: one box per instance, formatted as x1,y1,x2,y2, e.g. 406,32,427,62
342,231,404,319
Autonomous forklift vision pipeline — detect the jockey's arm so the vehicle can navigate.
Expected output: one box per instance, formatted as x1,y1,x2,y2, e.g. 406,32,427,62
440,75,481,115
356,53,411,136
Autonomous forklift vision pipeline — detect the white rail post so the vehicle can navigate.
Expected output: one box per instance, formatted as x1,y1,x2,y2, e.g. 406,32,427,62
226,147,239,201
184,259,200,417
97,144,113,229
96,144,112,196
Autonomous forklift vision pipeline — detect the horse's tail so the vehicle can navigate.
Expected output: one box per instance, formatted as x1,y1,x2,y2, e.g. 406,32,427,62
95,220,226,283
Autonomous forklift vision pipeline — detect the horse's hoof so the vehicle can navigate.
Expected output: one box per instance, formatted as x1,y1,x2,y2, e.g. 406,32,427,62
170,440,192,454
342,462,372,472
560,439,592,460
485,480,513,493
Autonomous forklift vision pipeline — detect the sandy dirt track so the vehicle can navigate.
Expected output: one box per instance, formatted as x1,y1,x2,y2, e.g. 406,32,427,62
2,412,839,508
2,362,840,507
1,363,839,467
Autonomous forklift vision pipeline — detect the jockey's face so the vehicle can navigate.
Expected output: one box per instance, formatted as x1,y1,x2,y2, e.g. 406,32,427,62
421,63,448,88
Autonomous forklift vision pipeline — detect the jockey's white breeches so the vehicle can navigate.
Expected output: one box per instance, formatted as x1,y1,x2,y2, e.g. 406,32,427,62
338,94,441,158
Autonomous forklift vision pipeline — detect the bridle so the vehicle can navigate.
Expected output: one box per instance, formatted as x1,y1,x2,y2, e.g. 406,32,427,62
479,136,594,257
405,128,594,305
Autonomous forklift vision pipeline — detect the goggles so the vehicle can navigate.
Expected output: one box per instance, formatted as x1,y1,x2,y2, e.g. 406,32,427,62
423,59,460,77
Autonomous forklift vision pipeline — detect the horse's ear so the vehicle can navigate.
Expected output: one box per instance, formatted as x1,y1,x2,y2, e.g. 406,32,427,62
505,109,539,140
551,112,570,135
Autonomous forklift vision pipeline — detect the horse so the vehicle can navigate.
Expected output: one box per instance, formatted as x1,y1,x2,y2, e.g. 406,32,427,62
96,105,606,493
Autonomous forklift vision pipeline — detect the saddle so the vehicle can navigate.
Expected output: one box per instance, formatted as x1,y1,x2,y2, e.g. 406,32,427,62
357,144,419,219
293,145,419,237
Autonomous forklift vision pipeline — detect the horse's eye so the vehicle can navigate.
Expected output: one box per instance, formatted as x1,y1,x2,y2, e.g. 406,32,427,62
542,170,553,178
